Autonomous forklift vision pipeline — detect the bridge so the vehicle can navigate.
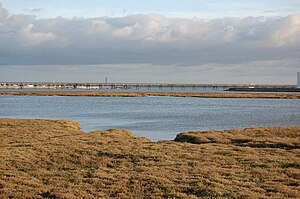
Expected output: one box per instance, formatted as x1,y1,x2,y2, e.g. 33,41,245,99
0,82,295,91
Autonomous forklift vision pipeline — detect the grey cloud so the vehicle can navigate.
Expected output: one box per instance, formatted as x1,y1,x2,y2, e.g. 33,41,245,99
28,8,45,13
0,5,299,72
263,10,278,13
1,59,298,84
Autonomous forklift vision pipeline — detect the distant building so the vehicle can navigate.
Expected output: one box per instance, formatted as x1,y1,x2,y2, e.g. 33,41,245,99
298,72,300,88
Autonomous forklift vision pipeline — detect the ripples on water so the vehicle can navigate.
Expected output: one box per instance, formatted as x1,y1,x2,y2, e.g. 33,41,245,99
0,95,299,140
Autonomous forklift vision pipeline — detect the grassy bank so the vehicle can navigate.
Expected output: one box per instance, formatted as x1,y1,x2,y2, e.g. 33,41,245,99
1,90,300,99
0,119,299,198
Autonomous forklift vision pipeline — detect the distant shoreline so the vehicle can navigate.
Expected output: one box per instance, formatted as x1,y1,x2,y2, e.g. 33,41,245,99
227,87,300,92
0,90,300,99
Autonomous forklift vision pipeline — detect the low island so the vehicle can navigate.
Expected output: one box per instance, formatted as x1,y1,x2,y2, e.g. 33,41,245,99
0,119,299,198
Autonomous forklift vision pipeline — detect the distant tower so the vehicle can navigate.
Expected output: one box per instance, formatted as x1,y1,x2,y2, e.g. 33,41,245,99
105,76,108,86
298,72,300,88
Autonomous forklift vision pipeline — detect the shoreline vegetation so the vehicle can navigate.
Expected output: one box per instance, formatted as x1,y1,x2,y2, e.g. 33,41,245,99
0,119,299,198
1,90,300,99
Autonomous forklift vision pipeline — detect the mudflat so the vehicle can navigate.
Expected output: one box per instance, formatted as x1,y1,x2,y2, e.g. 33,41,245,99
0,119,299,198
1,90,300,98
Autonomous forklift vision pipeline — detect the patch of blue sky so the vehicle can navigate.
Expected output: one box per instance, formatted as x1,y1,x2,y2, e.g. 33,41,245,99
1,0,300,19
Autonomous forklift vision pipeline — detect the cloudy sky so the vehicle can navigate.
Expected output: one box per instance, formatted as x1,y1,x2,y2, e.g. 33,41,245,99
0,1,299,84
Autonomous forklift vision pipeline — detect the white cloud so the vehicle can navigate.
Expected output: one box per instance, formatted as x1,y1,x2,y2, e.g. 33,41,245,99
272,15,300,45
17,24,57,46
0,3,7,22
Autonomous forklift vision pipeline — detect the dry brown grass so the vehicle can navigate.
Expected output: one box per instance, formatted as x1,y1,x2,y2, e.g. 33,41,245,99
1,90,300,99
175,127,300,149
0,119,299,198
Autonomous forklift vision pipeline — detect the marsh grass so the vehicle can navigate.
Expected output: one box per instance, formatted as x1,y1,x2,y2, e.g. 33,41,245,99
1,90,299,99
0,119,299,198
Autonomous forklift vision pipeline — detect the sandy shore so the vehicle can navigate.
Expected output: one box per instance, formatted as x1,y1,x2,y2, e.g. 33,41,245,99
0,118,299,198
1,90,300,99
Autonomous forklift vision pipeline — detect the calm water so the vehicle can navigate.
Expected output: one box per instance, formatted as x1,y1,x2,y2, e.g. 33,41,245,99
0,95,299,140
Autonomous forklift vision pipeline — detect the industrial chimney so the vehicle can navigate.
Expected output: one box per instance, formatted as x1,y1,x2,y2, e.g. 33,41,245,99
298,72,300,88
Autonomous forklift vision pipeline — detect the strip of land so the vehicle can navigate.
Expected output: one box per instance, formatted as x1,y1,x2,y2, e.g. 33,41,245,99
0,118,299,198
1,90,300,99
227,87,300,92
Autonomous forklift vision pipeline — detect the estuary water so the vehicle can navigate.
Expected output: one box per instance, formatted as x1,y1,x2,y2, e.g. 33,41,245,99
0,95,299,140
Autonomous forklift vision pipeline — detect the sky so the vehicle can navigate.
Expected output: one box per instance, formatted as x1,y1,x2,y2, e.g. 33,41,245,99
0,0,300,84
